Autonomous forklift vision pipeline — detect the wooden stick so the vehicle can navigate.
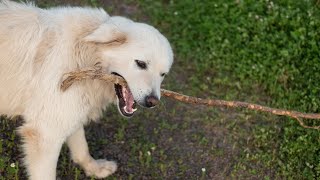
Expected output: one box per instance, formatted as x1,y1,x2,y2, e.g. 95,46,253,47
160,89,320,130
61,65,127,91
60,66,320,130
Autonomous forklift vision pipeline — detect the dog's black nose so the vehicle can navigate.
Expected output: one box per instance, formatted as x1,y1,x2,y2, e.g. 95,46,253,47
145,95,159,108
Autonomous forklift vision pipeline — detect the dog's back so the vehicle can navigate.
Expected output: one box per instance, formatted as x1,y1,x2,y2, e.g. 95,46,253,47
0,1,110,116
0,0,43,115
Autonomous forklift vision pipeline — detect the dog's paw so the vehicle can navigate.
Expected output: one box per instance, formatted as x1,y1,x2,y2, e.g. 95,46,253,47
84,159,117,179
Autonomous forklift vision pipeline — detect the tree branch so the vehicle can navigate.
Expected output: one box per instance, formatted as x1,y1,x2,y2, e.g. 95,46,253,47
60,65,320,130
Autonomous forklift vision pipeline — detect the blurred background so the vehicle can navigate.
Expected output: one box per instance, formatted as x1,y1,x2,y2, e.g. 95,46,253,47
1,0,320,179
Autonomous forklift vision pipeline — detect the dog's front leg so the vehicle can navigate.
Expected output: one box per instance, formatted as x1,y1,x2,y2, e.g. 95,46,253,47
18,125,64,180
67,126,117,179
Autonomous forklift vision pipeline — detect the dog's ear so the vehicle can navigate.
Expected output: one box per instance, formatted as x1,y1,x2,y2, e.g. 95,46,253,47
84,23,126,44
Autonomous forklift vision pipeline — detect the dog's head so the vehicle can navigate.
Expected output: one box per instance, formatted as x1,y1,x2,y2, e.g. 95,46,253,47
84,16,173,117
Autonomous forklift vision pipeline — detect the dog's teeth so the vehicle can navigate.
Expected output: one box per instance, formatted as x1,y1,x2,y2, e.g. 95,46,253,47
132,108,137,112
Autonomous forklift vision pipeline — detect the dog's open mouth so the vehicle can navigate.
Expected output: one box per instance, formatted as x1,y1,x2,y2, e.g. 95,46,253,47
112,72,137,117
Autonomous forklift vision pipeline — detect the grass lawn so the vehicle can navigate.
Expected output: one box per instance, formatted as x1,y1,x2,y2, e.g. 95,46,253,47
1,0,320,179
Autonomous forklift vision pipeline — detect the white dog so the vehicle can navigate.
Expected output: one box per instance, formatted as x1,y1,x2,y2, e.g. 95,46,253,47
0,0,173,179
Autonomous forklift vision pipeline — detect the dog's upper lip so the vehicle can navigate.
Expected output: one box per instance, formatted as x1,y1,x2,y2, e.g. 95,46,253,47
111,72,124,79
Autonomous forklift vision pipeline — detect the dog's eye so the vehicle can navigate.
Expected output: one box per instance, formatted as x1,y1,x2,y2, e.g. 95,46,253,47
135,60,147,69
160,73,166,77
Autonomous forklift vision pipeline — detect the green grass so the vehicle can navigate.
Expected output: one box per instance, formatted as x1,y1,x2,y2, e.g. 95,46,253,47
137,0,320,179
0,116,21,180
1,0,320,179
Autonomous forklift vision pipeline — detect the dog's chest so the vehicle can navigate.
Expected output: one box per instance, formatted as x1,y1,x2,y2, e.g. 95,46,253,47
81,81,116,121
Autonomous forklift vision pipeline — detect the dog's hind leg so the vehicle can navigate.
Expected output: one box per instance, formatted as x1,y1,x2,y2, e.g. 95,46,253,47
67,126,117,178
18,125,64,180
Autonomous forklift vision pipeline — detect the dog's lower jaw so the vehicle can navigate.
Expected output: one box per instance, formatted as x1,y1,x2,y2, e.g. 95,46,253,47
115,97,135,118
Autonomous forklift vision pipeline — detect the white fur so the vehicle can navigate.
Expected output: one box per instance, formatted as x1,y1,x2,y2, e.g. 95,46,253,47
0,1,173,179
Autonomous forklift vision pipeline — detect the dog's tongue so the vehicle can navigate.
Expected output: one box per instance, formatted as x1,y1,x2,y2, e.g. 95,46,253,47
122,86,134,113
